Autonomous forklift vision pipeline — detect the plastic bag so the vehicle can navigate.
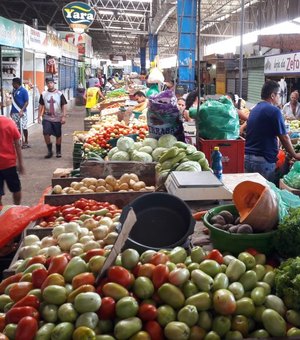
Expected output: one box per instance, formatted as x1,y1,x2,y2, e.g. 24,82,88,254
0,204,57,248
147,90,184,141
146,84,159,97
147,67,164,84
194,96,240,140
283,161,300,189
268,181,300,221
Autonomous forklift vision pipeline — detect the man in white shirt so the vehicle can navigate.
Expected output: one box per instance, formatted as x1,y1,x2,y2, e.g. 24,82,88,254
283,91,300,120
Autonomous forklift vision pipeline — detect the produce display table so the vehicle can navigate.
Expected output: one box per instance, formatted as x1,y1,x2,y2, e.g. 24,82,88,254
279,178,300,196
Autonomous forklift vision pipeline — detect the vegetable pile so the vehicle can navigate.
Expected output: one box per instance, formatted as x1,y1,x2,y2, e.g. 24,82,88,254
52,174,155,195
1,245,299,339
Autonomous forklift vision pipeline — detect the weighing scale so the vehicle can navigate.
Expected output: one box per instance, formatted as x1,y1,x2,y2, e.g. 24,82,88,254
165,171,267,201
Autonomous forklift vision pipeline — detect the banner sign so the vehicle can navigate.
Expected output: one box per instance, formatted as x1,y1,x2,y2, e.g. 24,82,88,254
24,25,47,52
264,52,300,75
62,2,95,33
0,16,23,48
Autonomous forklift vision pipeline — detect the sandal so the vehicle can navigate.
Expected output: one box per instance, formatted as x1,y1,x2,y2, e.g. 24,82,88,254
22,144,31,149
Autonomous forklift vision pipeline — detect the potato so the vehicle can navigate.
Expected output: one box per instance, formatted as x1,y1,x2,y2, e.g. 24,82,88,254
132,181,146,191
119,183,129,191
74,183,83,190
70,181,79,188
106,184,114,192
96,179,106,187
80,186,88,193
68,188,76,194
62,186,71,193
129,179,136,188
96,186,106,193
119,173,131,184
105,175,117,187
53,185,62,194
88,185,96,191
128,173,139,182
145,186,155,191
85,189,95,193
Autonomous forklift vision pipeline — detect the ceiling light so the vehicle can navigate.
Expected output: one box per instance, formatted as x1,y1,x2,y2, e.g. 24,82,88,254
112,41,130,44
72,27,85,34
109,26,122,29
98,10,114,15
118,12,145,17
122,0,152,2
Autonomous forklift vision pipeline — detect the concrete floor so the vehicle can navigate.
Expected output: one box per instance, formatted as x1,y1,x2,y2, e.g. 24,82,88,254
1,105,85,206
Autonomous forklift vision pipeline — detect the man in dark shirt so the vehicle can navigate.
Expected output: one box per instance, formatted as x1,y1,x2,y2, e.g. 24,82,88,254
245,80,300,181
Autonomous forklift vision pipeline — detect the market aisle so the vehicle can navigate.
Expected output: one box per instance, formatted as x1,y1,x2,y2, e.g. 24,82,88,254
1,105,85,207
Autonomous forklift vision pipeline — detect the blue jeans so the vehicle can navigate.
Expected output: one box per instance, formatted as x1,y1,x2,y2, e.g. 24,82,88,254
244,154,276,182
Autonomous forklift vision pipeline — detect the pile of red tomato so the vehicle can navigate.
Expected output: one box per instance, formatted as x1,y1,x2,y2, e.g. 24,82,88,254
40,198,122,227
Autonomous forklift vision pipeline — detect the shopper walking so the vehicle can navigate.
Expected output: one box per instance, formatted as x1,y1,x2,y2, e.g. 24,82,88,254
0,116,25,205
38,78,67,158
84,83,105,117
245,80,300,182
10,77,29,148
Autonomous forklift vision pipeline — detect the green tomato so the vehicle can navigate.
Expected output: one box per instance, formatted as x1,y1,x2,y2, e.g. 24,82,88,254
121,249,140,269
235,297,255,317
0,295,12,312
168,247,187,264
198,260,221,278
262,309,287,337
157,305,176,327
57,303,78,322
3,323,17,339
224,331,243,340
164,321,190,340
115,296,139,319
204,331,221,340
74,292,101,313
237,252,256,269
50,322,74,340
198,311,213,331
42,304,58,323
75,312,99,329
250,287,266,306
114,317,142,340
133,277,154,300
228,282,244,300
182,280,198,298
42,286,67,305
177,305,199,327
212,316,231,337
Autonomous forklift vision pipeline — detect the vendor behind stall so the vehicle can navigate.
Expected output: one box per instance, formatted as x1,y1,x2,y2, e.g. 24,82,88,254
120,91,148,124
282,91,300,120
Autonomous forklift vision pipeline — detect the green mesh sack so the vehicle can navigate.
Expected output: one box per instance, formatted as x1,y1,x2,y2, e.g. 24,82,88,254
146,84,160,97
283,161,300,189
268,181,300,221
190,96,240,140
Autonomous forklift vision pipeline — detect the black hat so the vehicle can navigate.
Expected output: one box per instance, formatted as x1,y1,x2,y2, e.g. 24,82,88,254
12,77,22,85
45,77,56,84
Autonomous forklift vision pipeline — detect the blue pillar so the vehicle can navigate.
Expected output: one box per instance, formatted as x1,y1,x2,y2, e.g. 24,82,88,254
131,60,140,74
177,0,197,91
149,34,158,63
140,47,146,74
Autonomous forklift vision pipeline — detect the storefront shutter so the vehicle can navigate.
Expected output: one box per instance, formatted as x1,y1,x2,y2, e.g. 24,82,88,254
247,68,265,104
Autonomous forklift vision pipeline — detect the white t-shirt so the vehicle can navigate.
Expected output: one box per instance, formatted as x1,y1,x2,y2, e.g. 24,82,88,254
282,101,300,120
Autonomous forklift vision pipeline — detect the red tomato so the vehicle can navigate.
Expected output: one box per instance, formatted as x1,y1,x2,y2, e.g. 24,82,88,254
96,277,109,296
74,201,87,210
9,282,33,302
150,253,169,265
48,254,69,275
0,314,5,333
64,214,74,222
206,249,224,264
15,316,38,340
26,255,47,268
13,295,40,310
245,248,259,256
0,273,22,294
152,264,169,289
131,264,141,278
5,307,39,324
138,303,157,321
144,320,164,340
72,273,96,289
97,296,116,319
107,266,132,288
137,264,155,279
85,249,106,262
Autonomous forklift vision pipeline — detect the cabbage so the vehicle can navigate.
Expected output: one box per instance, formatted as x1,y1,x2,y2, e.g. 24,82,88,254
152,147,167,162
158,134,177,148
176,161,202,172
107,147,119,160
116,136,135,152
139,146,153,154
131,151,153,162
132,142,143,150
142,138,158,149
111,151,130,161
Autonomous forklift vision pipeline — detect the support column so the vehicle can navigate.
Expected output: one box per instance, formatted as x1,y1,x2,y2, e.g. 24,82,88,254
149,34,158,63
140,47,146,75
177,0,197,91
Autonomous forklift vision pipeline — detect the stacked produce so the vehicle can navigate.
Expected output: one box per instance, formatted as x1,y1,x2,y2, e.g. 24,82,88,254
52,174,155,195
80,123,148,159
108,134,210,174
1,244,300,339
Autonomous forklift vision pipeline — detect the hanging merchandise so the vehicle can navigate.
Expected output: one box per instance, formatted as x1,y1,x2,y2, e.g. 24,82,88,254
46,56,57,74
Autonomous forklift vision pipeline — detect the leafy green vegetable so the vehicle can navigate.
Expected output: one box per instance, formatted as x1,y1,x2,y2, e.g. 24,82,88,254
116,136,135,152
273,207,300,258
157,134,177,148
275,256,300,310
111,150,130,161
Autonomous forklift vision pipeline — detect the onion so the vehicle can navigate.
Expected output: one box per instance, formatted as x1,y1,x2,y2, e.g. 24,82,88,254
70,242,84,250
70,247,84,257
24,235,40,246
57,232,78,251
47,246,62,257
83,218,99,230
99,217,113,228
83,240,100,252
19,245,41,259
10,259,24,271
103,232,118,245
78,227,89,238
41,236,57,248
79,235,94,244
52,225,65,238
93,225,109,240
64,222,80,233
38,248,49,256
108,222,119,233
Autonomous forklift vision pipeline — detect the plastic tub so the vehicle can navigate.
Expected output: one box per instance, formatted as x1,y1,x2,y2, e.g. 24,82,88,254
119,192,195,253
203,204,277,255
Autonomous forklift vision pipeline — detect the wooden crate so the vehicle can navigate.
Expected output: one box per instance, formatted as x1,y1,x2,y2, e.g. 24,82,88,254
279,179,300,196
44,191,152,207
80,160,156,186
